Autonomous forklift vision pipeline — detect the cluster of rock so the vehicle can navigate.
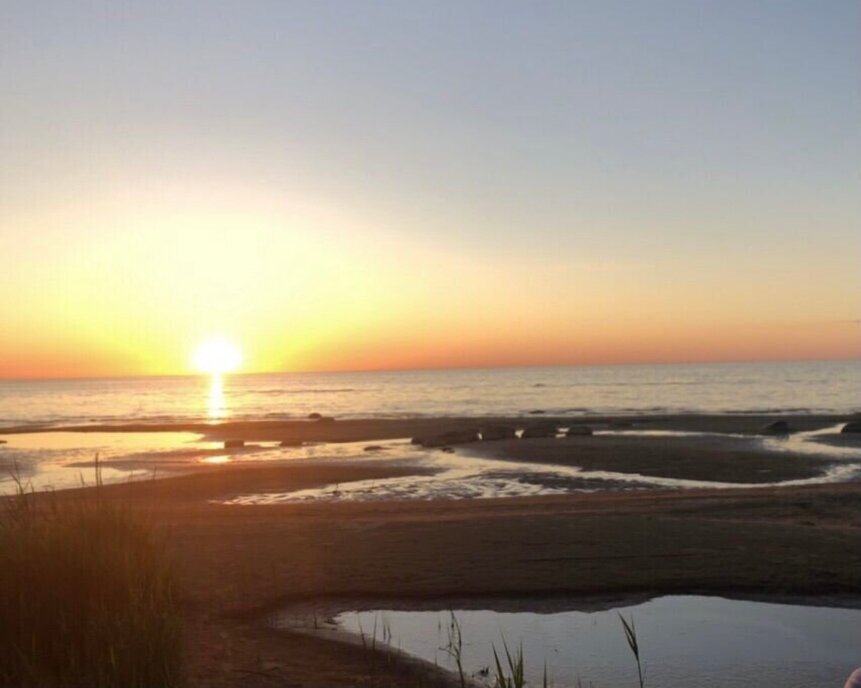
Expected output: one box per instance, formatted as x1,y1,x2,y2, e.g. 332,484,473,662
412,421,594,449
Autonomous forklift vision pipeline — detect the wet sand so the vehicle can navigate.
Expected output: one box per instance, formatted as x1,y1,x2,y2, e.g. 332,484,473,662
6,413,861,687
467,434,830,483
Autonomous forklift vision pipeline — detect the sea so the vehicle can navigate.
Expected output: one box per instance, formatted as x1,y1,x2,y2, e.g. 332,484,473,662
0,359,859,429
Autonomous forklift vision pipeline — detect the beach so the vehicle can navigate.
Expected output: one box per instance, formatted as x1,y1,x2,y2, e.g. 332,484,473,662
6,412,859,686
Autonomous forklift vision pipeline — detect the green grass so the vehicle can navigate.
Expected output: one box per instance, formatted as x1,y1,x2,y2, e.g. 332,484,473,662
0,463,182,688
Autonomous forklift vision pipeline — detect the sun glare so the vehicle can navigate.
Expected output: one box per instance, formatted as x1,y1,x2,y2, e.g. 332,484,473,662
192,338,243,375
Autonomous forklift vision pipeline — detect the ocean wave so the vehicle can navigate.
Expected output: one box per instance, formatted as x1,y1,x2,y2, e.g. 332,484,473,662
525,381,719,389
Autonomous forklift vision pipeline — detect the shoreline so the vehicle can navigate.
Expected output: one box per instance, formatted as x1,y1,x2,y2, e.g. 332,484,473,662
275,588,861,621
1,411,857,437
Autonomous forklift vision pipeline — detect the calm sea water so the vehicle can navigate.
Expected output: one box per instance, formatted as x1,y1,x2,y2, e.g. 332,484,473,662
0,360,858,429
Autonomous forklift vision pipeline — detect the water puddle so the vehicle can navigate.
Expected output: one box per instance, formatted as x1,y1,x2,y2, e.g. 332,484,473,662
321,596,861,687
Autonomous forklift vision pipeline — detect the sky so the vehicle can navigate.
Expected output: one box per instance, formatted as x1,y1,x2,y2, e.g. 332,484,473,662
1,1,859,378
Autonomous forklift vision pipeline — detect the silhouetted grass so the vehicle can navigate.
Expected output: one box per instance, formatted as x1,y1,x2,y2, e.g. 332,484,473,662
491,638,525,688
0,462,181,687
619,612,645,688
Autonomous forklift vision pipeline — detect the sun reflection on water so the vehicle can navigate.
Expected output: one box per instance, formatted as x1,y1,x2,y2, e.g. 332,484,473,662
200,454,231,464
207,374,229,421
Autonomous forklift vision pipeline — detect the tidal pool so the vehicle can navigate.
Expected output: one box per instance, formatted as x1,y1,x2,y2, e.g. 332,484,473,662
333,595,861,687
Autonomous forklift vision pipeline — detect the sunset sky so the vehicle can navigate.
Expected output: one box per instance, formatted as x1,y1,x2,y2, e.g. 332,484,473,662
1,1,859,378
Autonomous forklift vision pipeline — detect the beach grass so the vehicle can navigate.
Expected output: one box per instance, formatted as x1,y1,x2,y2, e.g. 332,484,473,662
491,639,525,688
0,463,182,688
619,613,645,688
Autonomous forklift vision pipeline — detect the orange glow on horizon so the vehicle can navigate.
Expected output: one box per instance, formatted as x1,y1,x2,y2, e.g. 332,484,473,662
0,191,857,379
0,312,858,379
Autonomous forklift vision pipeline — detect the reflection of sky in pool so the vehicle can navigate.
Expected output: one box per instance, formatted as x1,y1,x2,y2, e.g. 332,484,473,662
322,596,861,688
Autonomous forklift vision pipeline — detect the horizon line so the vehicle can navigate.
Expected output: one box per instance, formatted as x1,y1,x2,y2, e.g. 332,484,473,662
2,354,859,383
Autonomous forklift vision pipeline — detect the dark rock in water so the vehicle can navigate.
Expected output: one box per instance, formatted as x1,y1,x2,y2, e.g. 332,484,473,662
440,447,455,453
841,421,861,434
224,439,244,449
528,410,546,415
421,429,479,447
521,421,558,439
279,439,301,447
363,445,385,452
760,420,794,436
308,412,322,420
410,437,424,445
566,425,593,437
480,425,517,441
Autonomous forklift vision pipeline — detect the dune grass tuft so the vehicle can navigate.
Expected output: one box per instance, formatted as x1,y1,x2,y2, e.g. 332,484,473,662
0,463,182,688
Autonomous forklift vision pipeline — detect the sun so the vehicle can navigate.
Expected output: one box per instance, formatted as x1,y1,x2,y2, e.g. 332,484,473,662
192,337,243,375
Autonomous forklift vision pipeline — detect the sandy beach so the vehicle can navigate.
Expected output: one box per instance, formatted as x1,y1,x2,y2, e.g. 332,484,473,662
10,413,857,686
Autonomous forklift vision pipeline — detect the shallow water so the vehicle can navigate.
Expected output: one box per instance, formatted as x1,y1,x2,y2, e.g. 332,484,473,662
331,596,861,688
0,432,430,494
0,431,216,492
